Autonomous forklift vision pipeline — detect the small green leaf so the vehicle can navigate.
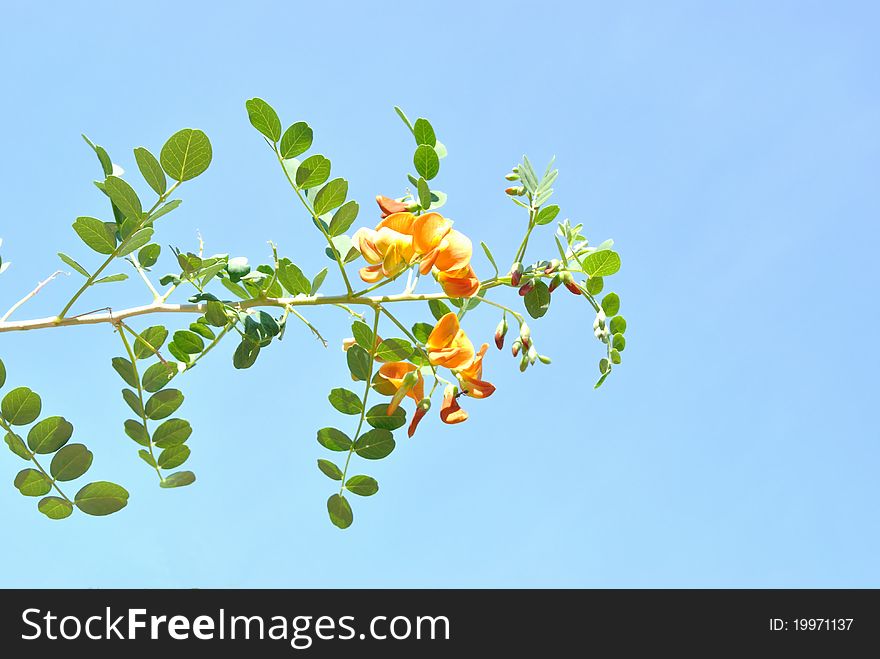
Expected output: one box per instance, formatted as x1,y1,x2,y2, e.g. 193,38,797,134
612,333,626,351
296,154,331,189
117,228,154,257
310,267,328,294
365,404,406,431
138,243,161,268
148,198,183,222
121,388,143,416
413,144,440,180
411,322,433,344
327,493,353,529
27,416,73,454
158,445,190,469
1,387,42,426
428,299,451,321
38,496,73,520
586,276,603,296
160,471,196,488
138,449,157,468
413,118,436,147
160,128,212,182
93,273,128,284
375,338,414,362
111,357,138,388
141,362,177,393
280,121,313,159
133,326,168,359
317,459,343,481
353,428,395,460
346,344,371,381
394,106,415,133
144,389,184,420
599,358,610,374
189,322,214,341
602,292,620,316
582,250,621,277
153,418,192,448
233,339,260,369
205,301,228,327
524,280,551,319
313,178,348,216
535,204,560,226
73,216,116,254
610,315,627,334
124,419,150,446
246,98,282,142
480,241,499,276
351,321,374,350
172,330,205,355
0,358,4,388
328,200,359,237
328,388,363,415
103,175,143,220
74,481,129,516
134,146,167,195
4,432,31,460
14,469,52,497
82,134,113,176
278,260,310,295
346,475,379,496
417,177,432,209
50,444,93,481
58,252,90,277
317,427,352,451
610,348,622,364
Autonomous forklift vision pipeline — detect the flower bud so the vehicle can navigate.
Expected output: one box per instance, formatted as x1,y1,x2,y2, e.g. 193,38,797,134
518,281,535,296
505,171,520,181
511,338,522,357
494,317,508,350
519,353,529,372
527,344,538,365
509,262,523,287
418,397,432,412
375,194,408,218
519,322,531,343
544,259,561,275
565,280,582,295
505,186,525,196
548,273,564,293
538,354,552,365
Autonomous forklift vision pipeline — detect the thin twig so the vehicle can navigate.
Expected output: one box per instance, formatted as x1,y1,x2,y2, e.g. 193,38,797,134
1,270,65,322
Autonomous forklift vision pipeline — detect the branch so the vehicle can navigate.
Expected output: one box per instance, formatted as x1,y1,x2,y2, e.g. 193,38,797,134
1,270,65,322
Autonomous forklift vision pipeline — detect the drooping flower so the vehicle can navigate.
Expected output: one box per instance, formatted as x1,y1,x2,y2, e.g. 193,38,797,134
373,361,425,414
457,343,496,399
375,195,408,218
440,385,468,424
437,264,480,298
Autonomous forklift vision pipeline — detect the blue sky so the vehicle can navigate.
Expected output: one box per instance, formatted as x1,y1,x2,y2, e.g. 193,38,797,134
1,1,877,587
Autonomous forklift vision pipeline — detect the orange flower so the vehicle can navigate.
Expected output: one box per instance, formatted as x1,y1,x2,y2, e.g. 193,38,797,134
426,313,475,369
438,264,480,298
458,343,496,399
440,385,468,424
353,220,416,283
375,195,408,218
373,361,424,413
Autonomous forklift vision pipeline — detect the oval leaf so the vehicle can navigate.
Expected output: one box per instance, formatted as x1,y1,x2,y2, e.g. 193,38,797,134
1,387,42,426
27,416,73,454
50,444,93,481
327,494,353,529
38,496,73,520
354,429,395,460
144,389,184,420
160,128,212,182
74,481,129,516
328,388,362,415
246,98,282,142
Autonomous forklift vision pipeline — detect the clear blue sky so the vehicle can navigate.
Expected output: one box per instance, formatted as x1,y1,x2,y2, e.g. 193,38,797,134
1,1,877,587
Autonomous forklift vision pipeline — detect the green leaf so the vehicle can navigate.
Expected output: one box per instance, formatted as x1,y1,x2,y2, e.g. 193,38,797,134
413,144,440,180
328,200,359,237
535,204,560,226
610,348,622,365
328,388,363,415
346,475,379,496
280,121,313,159
58,252,90,277
50,444,93,481
138,243,161,268
38,496,73,520
111,357,138,387
610,315,627,335
411,322,433,344
317,459,343,481
117,228,154,257
417,177,432,210
394,106,415,134
74,481,129,516
145,389,184,420
413,118,436,147
104,175,142,220
205,301,228,327
124,419,150,446
189,321,215,341
0,359,5,388
520,155,539,194
354,429,395,460
27,416,73,454
480,241,499,277
148,198,182,222
599,358,610,374
346,344,371,381
327,493,353,529
278,260,310,295
133,326,169,359
142,362,177,393
246,98,282,142
612,333,626,351
586,276,603,295
233,339,260,369
310,267,328,294
158,445,190,469
160,128,212,182
73,216,116,254
352,321,374,350
160,471,196,488
602,292,620,316
1,387,42,425
153,418,192,448
317,427,352,451
121,388,143,416
93,273,128,284
139,449,157,468
365,404,406,431
376,338,414,361
524,280,551,319
14,469,52,497
134,146,167,195
582,250,621,277
295,154,331,189
172,330,205,355
4,432,31,460
82,134,113,176
428,299,451,321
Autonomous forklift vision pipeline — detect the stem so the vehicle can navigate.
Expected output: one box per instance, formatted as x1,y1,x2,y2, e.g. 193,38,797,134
479,297,525,323
117,325,164,483
288,307,328,347
131,259,161,300
352,268,409,297
1,270,64,322
188,323,233,368
57,181,182,319
275,150,353,295
0,416,73,504
338,306,381,494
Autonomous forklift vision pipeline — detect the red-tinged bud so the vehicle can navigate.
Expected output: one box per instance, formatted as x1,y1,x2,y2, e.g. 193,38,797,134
408,398,431,437
519,322,531,343
505,171,520,181
544,259,561,275
509,262,524,287
494,317,508,350
518,281,535,296
505,186,525,196
511,338,522,357
565,281,581,295
548,273,564,293
375,194,408,218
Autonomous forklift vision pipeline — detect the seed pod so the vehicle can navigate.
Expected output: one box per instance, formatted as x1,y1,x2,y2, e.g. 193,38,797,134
509,262,524,287
494,317,509,350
